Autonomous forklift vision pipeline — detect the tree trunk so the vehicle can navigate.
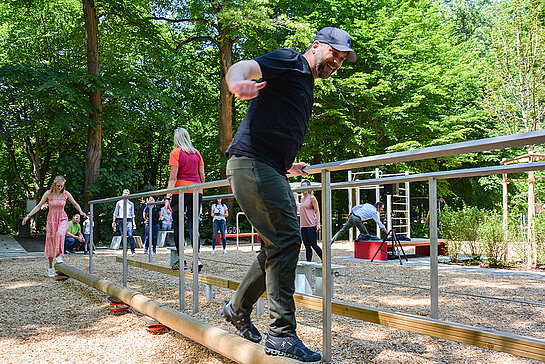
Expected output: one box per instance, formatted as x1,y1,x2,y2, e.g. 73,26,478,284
218,27,234,159
218,24,235,221
83,0,102,241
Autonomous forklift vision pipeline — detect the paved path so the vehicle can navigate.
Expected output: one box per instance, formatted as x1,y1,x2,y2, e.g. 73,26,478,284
0,235,43,259
339,254,545,279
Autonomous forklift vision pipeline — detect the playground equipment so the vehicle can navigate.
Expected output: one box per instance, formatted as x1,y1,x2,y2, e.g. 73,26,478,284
84,130,545,362
348,169,411,240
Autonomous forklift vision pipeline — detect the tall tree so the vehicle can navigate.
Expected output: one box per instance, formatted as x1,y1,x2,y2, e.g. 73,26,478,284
483,0,545,267
83,0,102,210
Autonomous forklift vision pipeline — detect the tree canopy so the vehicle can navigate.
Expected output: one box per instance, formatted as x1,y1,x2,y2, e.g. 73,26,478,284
1,0,543,239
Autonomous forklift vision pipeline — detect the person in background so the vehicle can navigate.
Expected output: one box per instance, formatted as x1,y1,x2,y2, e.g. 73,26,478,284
82,212,91,254
331,202,388,243
64,213,84,254
143,196,161,254
22,175,85,277
210,198,229,254
160,202,173,246
164,127,205,270
299,180,322,262
112,189,137,254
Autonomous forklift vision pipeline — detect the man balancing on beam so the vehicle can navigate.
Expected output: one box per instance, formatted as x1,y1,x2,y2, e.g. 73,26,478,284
220,27,356,362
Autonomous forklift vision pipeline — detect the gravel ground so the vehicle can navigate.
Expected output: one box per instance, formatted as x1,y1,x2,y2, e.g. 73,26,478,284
1,240,544,363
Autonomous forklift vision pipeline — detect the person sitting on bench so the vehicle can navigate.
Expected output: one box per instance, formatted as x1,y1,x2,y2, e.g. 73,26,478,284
331,202,388,243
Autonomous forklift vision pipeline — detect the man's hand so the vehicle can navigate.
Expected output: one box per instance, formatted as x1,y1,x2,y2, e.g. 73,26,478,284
229,80,267,100
288,162,309,177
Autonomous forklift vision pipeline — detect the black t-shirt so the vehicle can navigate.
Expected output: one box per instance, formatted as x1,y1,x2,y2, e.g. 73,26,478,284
226,49,315,173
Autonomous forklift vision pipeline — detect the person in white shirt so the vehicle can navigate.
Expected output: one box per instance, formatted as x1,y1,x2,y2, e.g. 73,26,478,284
210,198,229,254
112,189,137,253
331,202,388,243
82,212,91,254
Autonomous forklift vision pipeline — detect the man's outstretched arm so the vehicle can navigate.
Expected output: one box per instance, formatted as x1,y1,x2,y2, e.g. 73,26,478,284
226,60,266,100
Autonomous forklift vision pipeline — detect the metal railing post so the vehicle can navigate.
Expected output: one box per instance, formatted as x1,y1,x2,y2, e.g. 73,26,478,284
348,170,353,242
122,198,128,287
89,204,94,274
192,189,199,314
148,202,152,263
179,192,185,311
321,169,332,362
429,177,439,319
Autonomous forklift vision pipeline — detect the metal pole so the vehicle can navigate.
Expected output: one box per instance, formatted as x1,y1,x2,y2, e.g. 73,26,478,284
251,225,255,251
348,170,353,242
236,212,240,250
375,168,381,235
89,204,94,274
428,177,439,319
192,189,199,314
386,194,392,231
405,171,411,238
148,202,152,263
179,193,185,311
122,198,128,287
321,169,332,362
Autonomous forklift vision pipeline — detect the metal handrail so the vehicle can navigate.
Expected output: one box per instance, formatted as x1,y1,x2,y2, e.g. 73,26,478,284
85,129,545,362
303,130,545,174
89,130,545,206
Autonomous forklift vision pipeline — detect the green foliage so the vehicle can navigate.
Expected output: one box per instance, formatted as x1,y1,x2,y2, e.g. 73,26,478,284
478,214,508,267
1,0,542,242
439,205,484,259
534,214,545,265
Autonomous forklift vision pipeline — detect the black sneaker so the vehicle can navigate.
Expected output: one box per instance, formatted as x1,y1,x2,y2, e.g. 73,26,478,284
220,302,262,343
264,333,321,362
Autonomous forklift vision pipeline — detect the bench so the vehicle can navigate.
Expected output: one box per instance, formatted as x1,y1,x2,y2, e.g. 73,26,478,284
295,261,345,298
215,233,259,245
110,235,143,249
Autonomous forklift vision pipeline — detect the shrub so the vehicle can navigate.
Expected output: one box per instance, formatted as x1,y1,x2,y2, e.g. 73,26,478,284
439,206,484,260
534,214,545,265
478,214,508,268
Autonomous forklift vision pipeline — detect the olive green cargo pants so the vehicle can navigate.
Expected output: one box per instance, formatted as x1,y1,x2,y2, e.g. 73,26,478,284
226,155,300,336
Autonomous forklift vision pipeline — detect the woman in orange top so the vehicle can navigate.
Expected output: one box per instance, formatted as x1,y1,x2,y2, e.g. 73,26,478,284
164,128,205,270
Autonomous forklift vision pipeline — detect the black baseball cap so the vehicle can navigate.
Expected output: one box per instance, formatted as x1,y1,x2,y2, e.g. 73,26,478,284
314,27,357,62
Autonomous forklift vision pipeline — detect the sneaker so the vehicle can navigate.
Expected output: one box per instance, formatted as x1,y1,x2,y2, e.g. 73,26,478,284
55,256,63,264
83,251,89,255
47,268,55,277
264,333,321,362
152,249,156,254
211,249,215,254
220,302,262,343
171,260,180,270
223,249,226,254
144,249,148,254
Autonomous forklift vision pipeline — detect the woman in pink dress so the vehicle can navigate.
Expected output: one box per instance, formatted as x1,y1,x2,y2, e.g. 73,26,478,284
22,175,85,277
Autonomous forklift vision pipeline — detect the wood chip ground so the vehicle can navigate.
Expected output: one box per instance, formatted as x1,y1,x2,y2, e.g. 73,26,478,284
1,241,544,363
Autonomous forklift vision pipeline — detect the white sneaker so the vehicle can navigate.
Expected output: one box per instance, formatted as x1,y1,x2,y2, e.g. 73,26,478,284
211,250,215,254
55,256,63,264
223,249,226,254
48,268,55,277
